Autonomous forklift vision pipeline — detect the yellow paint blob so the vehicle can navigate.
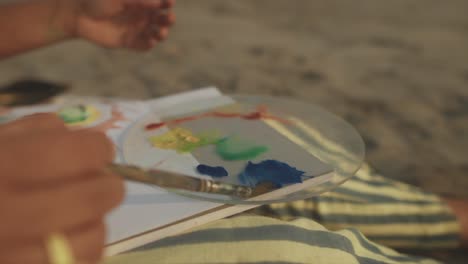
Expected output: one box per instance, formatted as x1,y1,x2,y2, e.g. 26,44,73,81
150,127,219,153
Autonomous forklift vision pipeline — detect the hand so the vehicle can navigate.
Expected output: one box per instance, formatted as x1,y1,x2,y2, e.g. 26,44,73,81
0,114,124,264
72,0,175,50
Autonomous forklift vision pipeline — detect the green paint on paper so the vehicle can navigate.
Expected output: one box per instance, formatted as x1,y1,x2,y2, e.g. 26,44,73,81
150,127,220,153
216,136,268,160
58,105,88,123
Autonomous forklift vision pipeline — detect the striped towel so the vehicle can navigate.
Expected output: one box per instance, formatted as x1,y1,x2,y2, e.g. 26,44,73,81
105,215,440,264
251,163,460,249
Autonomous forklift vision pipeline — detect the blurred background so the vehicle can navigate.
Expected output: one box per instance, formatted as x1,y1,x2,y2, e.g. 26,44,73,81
1,0,467,262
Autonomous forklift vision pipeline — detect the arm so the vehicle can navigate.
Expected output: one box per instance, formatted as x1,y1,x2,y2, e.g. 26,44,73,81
0,0,75,58
0,0,175,59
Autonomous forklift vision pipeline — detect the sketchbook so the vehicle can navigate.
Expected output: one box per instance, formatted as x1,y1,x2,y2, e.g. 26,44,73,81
0,88,334,256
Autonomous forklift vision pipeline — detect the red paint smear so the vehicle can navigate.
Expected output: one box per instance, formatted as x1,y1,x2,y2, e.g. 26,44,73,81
210,112,241,118
243,112,262,120
145,122,166,130
152,158,168,169
172,115,201,124
145,106,290,131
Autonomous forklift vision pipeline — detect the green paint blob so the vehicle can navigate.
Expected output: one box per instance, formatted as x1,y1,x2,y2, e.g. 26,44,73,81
177,134,220,153
216,136,268,160
58,105,88,123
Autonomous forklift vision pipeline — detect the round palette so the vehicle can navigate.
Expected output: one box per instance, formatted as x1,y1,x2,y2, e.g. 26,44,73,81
121,95,365,204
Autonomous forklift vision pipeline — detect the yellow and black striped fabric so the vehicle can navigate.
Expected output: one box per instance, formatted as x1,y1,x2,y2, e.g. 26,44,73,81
105,215,440,264
253,116,460,249
252,164,460,249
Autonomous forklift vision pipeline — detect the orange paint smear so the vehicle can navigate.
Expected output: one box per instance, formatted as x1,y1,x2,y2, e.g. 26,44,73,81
145,106,290,131
91,106,126,132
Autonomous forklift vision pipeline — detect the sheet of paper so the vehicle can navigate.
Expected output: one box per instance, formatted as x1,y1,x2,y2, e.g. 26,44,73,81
106,88,235,244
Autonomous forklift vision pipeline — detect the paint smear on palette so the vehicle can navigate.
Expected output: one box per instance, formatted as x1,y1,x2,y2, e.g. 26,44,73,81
58,105,100,126
145,105,290,131
216,136,268,160
149,127,220,153
196,164,228,178
91,106,126,132
238,160,305,187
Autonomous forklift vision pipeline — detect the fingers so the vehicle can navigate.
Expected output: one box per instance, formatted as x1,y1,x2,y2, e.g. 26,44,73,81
134,26,169,51
151,10,174,42
0,113,66,138
121,10,153,50
0,238,49,264
0,113,121,264
127,0,175,9
161,0,175,9
125,0,175,26
130,9,174,49
0,130,115,185
136,11,173,49
0,220,105,264
66,220,106,263
110,0,175,51
155,11,175,27
1,170,124,240
156,27,169,41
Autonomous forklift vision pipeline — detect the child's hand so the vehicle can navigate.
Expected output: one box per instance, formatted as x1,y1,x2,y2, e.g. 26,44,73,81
0,114,124,264
72,0,175,50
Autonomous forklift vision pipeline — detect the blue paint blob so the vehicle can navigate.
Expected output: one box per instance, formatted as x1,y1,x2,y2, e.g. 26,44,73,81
196,164,229,178
238,160,304,187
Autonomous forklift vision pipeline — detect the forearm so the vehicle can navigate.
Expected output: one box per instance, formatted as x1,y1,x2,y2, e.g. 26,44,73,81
0,0,77,59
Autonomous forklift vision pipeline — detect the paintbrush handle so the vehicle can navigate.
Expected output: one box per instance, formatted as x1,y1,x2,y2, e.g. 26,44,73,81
201,179,253,198
108,163,253,198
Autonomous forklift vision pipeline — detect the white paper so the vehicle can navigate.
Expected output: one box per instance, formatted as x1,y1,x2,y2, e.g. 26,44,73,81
106,88,233,244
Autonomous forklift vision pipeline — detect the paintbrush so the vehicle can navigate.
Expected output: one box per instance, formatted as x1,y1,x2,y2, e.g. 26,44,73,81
108,163,274,199
0,79,68,106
